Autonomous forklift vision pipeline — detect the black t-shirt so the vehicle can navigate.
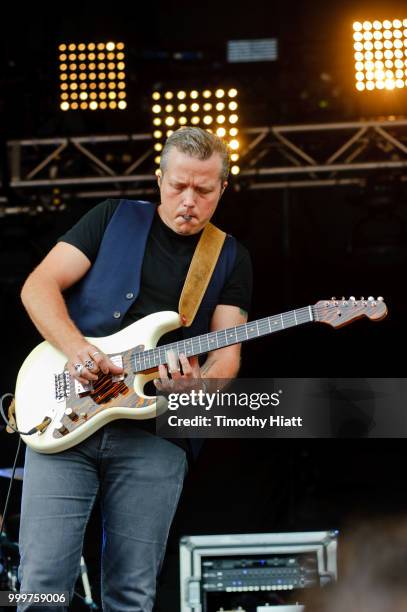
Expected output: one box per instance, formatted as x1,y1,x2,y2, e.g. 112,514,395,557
58,199,252,455
59,199,252,340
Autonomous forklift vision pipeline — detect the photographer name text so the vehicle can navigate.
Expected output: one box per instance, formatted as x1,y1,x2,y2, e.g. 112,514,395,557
167,415,303,428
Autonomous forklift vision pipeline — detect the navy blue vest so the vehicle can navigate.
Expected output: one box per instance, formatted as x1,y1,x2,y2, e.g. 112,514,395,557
67,199,236,339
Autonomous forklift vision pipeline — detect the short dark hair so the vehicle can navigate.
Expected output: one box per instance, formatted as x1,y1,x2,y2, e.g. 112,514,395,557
160,126,230,182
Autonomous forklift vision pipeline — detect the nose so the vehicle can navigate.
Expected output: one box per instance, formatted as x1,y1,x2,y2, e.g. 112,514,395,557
182,187,196,208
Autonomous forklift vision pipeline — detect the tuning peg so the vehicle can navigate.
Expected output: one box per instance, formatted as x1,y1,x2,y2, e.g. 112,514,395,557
331,296,336,301
377,296,384,302
341,296,346,301
368,296,374,301
360,296,365,301
349,296,356,301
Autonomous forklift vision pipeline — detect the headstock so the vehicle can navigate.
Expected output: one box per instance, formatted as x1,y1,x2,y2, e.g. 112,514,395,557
314,296,388,328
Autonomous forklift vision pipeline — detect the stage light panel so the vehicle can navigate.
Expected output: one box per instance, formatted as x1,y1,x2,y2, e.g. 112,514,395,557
151,87,241,174
353,19,407,90
59,41,127,110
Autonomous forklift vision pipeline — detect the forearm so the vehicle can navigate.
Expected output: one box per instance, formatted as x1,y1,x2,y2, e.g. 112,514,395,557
21,271,85,356
201,351,241,381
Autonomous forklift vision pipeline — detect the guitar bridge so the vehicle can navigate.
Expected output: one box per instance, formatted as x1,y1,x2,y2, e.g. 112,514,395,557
54,371,71,402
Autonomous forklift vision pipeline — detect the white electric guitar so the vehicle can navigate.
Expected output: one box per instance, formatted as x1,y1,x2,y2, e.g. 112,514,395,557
15,297,387,453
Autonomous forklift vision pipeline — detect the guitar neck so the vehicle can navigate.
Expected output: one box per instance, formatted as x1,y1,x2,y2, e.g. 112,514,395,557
133,305,316,372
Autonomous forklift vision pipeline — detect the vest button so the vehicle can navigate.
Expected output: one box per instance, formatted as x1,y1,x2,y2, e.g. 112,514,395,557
126,292,134,299
113,311,121,319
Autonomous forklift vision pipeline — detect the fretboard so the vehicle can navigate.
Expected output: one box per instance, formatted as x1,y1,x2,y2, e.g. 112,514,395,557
133,305,316,373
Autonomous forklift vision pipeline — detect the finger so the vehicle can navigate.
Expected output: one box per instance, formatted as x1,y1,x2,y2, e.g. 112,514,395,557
85,349,122,376
68,365,96,385
154,378,164,391
166,350,180,375
77,362,99,382
97,355,122,376
158,364,170,381
70,360,98,382
156,366,176,396
189,355,199,369
179,353,193,376
87,350,104,373
189,355,201,376
106,357,124,374
75,352,100,380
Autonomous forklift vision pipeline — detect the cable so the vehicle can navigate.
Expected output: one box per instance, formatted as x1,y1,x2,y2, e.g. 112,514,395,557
0,393,51,436
0,436,22,542
0,394,49,544
73,590,99,610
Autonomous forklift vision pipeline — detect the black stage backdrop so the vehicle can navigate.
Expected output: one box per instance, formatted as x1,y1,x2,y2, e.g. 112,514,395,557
2,1,407,609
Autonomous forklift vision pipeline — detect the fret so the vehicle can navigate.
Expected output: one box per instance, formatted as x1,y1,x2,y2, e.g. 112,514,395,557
218,329,227,348
284,311,295,328
208,332,217,349
159,346,166,364
269,316,280,330
227,327,237,344
132,305,314,372
247,322,257,339
201,335,210,352
183,338,192,356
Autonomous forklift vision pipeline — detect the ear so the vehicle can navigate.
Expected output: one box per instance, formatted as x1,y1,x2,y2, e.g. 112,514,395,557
157,173,162,188
221,181,228,195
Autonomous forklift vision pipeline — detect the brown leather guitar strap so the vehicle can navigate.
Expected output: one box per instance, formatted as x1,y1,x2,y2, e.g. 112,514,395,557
178,222,226,327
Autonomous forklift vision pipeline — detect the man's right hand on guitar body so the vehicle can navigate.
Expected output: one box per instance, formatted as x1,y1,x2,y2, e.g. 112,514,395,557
65,341,124,386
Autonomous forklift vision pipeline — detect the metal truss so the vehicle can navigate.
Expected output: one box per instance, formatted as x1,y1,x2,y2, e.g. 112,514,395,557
2,118,407,213
242,118,407,190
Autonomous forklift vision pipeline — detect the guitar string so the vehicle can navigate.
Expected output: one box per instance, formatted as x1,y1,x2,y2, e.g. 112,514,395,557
132,303,382,371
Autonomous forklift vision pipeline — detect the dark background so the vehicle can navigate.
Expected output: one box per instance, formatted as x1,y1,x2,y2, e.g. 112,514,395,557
1,1,407,610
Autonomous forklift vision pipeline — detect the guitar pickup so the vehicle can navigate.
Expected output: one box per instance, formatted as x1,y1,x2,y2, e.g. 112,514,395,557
75,380,93,396
110,354,125,382
74,354,124,397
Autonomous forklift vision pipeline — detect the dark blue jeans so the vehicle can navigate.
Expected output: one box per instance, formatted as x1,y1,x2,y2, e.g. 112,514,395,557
17,423,187,611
